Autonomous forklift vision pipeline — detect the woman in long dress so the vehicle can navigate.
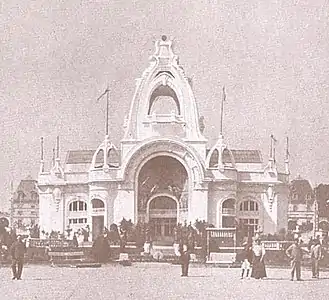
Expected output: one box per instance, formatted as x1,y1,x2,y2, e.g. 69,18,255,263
251,238,267,279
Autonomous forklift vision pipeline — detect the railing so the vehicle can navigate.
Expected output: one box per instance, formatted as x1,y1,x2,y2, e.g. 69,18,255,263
206,228,236,238
261,241,293,251
92,208,105,214
149,209,177,217
66,211,87,218
28,238,75,248
222,208,235,215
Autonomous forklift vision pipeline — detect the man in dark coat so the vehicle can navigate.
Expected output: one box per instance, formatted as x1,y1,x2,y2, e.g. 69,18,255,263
10,235,26,280
92,232,111,263
286,238,303,281
179,244,190,277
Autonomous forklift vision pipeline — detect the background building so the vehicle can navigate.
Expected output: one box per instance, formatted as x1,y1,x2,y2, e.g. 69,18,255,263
10,176,39,234
0,211,10,228
314,184,329,233
288,176,315,235
38,37,290,242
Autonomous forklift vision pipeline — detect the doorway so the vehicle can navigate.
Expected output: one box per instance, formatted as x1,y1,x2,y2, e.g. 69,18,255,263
148,195,177,244
92,216,104,240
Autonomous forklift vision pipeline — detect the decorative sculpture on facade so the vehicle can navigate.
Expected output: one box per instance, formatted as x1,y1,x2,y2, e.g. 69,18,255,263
53,187,62,212
267,184,275,212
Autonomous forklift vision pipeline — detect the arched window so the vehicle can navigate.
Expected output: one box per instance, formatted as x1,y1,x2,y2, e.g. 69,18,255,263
95,149,104,168
148,85,180,115
288,220,297,231
31,192,38,202
91,199,105,209
222,149,233,167
209,149,219,168
107,148,119,168
222,199,235,214
149,196,177,210
17,192,25,202
69,201,87,212
239,200,259,212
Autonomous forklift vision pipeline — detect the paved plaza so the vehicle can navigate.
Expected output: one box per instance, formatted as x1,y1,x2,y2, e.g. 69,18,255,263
1,263,329,300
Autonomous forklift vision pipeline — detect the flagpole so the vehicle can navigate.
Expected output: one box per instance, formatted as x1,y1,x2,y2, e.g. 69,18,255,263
286,137,289,159
97,86,110,137
56,136,59,159
220,86,226,136
106,86,109,136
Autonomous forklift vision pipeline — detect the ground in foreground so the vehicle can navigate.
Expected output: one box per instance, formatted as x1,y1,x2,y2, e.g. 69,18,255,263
1,263,328,300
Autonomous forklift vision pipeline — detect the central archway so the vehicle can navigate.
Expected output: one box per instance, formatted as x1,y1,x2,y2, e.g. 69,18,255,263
137,155,189,242
148,195,178,242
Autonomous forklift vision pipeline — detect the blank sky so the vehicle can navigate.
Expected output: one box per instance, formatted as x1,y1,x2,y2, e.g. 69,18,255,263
1,0,328,210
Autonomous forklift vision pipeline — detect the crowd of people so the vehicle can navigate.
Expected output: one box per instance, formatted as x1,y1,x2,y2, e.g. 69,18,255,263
240,235,325,281
1,217,328,281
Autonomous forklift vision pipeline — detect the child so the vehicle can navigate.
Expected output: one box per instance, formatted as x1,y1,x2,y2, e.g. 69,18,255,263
240,242,252,279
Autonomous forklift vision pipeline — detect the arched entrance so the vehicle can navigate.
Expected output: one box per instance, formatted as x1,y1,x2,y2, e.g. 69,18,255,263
137,155,188,243
91,199,105,240
148,195,178,242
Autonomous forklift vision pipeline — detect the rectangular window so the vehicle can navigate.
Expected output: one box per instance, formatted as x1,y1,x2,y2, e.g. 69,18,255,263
241,218,259,235
250,201,255,211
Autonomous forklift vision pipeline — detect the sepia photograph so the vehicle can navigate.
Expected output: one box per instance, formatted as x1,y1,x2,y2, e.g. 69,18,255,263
1,0,329,299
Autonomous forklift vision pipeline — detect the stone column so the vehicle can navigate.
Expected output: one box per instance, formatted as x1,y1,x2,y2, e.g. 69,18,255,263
38,191,53,239
189,187,208,223
114,186,135,224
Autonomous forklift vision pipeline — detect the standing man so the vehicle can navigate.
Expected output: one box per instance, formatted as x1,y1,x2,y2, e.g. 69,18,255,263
285,238,303,281
311,239,323,279
10,235,26,280
179,244,190,277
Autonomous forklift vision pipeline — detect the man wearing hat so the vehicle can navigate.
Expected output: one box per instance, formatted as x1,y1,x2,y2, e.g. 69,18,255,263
310,238,323,279
286,238,303,281
10,235,26,280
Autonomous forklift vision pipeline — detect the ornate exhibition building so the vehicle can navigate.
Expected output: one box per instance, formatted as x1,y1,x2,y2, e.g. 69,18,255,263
37,37,290,241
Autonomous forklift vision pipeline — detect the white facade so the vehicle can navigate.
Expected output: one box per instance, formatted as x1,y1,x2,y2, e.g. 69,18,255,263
37,37,290,241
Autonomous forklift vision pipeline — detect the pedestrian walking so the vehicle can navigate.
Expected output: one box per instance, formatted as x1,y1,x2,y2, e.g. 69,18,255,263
310,238,323,279
179,244,190,277
240,241,253,279
10,235,26,280
285,238,304,281
250,237,267,279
